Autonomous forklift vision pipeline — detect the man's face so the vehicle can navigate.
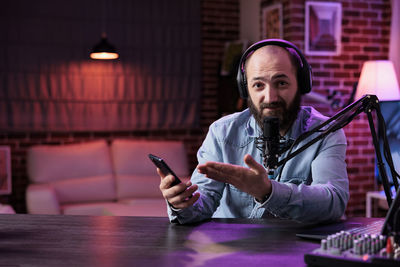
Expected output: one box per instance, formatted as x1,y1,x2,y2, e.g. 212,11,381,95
245,45,301,133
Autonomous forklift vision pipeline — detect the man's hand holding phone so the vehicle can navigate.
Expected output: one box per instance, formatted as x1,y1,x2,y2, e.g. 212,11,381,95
149,154,200,210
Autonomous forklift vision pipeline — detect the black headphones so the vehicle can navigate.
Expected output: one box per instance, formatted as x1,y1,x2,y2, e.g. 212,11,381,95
236,39,312,99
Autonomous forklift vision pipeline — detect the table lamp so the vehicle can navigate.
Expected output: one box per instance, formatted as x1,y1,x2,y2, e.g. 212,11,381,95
355,60,400,101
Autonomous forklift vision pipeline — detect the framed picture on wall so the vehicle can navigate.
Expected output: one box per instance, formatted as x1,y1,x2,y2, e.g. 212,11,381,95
305,1,342,56
262,3,283,39
0,146,11,195
220,40,248,76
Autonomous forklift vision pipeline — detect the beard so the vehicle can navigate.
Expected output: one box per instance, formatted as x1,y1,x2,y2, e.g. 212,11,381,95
248,92,301,133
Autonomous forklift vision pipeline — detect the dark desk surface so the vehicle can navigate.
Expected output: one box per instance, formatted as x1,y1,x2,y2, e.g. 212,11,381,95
0,214,381,267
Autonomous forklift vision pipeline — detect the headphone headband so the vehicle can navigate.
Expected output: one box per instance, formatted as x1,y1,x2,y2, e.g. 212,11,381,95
236,39,312,98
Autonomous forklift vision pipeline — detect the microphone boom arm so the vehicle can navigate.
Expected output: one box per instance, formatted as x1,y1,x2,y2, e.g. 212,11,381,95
276,94,399,207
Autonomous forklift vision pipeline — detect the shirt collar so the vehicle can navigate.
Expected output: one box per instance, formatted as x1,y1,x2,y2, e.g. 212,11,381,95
245,107,309,142
246,113,259,138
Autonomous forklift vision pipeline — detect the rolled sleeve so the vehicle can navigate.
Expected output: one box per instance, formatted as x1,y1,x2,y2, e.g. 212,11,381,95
251,179,292,218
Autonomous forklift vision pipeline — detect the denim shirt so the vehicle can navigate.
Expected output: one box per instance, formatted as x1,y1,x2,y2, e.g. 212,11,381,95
168,107,349,224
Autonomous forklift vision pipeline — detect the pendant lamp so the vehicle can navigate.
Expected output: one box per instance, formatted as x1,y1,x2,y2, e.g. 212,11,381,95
90,32,119,60
90,0,119,60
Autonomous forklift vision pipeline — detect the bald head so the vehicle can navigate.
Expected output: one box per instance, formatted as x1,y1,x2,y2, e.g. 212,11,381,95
245,45,297,82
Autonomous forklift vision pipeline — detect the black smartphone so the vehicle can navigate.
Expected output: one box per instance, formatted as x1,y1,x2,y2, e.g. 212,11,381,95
148,154,182,186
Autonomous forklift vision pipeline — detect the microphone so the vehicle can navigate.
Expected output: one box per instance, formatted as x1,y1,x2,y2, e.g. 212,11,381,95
263,117,280,178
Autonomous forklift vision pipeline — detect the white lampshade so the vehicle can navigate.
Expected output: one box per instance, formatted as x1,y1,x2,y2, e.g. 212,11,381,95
355,60,400,101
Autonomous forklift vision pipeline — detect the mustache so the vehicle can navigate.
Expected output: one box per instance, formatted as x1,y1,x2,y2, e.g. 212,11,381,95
259,102,285,109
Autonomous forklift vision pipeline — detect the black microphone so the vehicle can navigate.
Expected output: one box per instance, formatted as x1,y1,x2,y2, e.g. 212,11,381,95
263,117,280,178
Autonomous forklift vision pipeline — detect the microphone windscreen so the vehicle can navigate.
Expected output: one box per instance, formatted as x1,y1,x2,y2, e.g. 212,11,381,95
263,117,279,140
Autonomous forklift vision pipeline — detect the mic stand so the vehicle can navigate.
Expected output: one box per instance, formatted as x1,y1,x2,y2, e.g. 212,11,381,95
276,94,399,207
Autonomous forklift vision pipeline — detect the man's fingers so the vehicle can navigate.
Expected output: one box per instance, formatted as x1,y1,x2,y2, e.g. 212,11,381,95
171,192,200,209
157,168,165,178
244,154,266,174
157,167,199,210
198,162,244,182
159,173,181,190
199,162,236,173
198,166,225,182
162,181,187,198
167,185,198,206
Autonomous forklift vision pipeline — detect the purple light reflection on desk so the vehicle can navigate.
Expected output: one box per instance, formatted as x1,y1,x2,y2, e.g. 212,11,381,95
163,221,310,267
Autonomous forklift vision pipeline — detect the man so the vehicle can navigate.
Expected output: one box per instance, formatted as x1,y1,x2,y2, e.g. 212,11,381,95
158,39,349,224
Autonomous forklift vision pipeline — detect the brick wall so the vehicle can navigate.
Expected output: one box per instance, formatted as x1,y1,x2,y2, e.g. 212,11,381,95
261,0,391,216
1,0,240,213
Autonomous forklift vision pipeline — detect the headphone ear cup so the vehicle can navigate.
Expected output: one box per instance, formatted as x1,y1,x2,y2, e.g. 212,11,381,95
241,74,248,98
236,66,248,99
299,70,307,94
307,67,313,93
301,65,312,94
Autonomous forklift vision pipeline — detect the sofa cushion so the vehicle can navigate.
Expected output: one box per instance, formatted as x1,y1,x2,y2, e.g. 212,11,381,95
27,140,113,183
51,174,115,204
27,140,116,204
111,139,189,199
26,184,61,214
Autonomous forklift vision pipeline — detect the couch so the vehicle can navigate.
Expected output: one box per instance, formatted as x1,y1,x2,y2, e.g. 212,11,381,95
26,139,190,216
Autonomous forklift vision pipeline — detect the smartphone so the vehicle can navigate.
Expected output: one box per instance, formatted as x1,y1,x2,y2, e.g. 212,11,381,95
148,154,182,186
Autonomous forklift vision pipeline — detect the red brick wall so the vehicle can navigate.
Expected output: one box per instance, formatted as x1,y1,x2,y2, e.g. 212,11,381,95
262,0,391,216
1,0,240,213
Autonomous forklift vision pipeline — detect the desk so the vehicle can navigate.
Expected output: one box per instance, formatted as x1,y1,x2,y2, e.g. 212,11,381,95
0,214,379,267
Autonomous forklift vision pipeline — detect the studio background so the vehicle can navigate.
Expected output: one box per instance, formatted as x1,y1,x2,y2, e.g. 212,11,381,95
0,0,395,216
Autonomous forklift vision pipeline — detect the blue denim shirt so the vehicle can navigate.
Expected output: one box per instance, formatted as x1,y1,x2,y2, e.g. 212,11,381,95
168,107,349,224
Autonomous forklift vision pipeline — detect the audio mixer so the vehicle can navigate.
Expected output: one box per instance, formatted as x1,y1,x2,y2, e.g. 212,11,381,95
305,187,400,266
305,230,399,266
